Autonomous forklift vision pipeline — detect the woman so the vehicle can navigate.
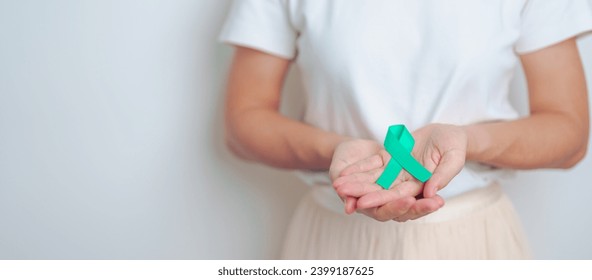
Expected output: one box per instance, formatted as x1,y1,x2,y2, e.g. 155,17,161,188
219,0,591,259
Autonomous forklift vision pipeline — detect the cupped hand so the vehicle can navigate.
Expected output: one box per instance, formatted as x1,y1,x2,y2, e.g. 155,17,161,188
331,142,445,222
330,124,468,222
329,138,441,221
329,139,385,213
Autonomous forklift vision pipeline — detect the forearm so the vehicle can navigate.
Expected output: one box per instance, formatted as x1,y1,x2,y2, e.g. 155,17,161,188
226,108,346,170
464,113,588,169
465,38,590,170
223,46,346,170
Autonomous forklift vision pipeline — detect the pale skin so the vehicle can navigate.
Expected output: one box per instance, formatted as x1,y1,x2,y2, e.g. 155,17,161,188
224,37,589,222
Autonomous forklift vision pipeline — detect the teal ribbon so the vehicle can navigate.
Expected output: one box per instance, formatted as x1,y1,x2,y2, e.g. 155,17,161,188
376,125,432,189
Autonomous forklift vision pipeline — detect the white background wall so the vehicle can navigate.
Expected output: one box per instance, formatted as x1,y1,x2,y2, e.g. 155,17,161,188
0,0,591,259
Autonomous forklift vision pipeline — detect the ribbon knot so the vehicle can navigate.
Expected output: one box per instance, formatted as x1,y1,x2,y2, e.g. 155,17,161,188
376,125,432,189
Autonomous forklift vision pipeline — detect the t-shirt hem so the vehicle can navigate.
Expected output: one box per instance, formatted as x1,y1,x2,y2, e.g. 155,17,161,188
515,20,592,54
220,38,296,60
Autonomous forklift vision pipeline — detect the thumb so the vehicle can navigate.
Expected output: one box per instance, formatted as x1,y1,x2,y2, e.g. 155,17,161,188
423,150,465,198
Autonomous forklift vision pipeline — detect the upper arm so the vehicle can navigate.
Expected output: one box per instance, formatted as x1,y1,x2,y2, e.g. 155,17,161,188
224,46,292,149
225,46,291,124
519,37,589,161
520,38,589,132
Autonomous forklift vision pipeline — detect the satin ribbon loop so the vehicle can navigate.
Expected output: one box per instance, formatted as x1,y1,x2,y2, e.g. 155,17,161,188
376,125,432,189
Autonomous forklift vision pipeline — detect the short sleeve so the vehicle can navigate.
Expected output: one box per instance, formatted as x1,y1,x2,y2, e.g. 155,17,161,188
219,0,298,59
515,0,592,54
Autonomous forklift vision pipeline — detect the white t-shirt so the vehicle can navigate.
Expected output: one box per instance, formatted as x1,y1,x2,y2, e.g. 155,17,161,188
219,0,592,210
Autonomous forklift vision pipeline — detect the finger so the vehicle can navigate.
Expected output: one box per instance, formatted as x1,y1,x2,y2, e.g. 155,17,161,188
423,150,465,198
345,196,357,214
393,195,445,222
369,197,415,222
334,159,411,191
339,151,389,177
329,157,351,181
356,181,423,209
395,198,442,222
333,167,383,188
336,181,383,200
333,169,384,197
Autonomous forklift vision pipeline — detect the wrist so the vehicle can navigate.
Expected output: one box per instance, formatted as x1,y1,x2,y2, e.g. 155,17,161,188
319,133,351,168
462,124,490,162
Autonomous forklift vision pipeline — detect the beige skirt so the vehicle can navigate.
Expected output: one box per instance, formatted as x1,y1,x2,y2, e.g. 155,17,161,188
281,183,530,259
